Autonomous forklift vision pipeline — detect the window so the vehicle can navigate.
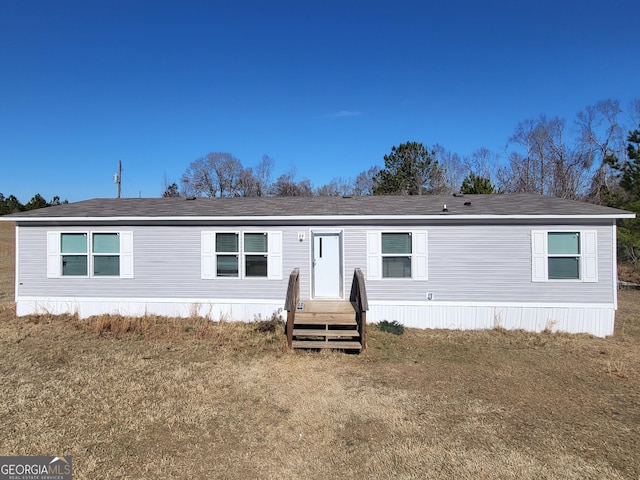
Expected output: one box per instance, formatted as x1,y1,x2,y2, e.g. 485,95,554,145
47,231,133,278
382,233,412,278
531,230,597,282
216,232,239,277
548,232,580,279
201,231,282,280
61,233,88,276
366,231,428,280
93,233,120,276
244,233,268,277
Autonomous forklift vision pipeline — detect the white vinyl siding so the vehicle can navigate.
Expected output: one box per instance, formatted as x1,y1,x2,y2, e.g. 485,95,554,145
201,230,282,280
366,230,428,280
19,223,612,309
47,231,133,279
531,230,597,283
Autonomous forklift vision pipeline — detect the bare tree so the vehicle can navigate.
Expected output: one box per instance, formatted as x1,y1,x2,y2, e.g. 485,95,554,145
235,167,259,197
180,152,244,197
498,116,590,199
316,177,353,196
576,99,625,203
353,166,379,196
630,98,640,127
433,144,465,194
463,147,499,181
271,169,313,197
254,155,274,197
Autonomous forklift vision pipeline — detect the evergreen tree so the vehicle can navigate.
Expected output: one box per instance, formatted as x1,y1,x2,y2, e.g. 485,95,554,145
460,173,500,194
373,141,443,195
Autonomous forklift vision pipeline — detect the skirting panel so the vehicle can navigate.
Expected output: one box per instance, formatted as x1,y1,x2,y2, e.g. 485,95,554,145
16,297,616,337
368,303,616,337
16,297,284,322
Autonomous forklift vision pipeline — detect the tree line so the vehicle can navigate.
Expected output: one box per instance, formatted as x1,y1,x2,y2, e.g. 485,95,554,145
172,99,639,201
0,193,68,215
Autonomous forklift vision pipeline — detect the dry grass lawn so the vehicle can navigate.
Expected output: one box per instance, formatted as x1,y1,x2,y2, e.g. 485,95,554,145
0,221,639,479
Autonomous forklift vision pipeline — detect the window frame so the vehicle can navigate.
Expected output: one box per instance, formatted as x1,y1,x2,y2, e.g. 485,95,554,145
60,232,89,276
243,232,269,278
47,231,134,279
201,230,282,280
92,232,121,277
381,232,413,279
531,230,598,283
214,231,240,278
366,230,428,281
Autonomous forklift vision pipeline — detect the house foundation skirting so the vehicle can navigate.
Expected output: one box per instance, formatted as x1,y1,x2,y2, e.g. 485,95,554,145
15,297,285,322
368,301,615,337
15,297,616,337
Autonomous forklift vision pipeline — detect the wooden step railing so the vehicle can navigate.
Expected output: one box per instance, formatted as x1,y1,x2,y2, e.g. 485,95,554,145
285,268,300,349
349,268,368,351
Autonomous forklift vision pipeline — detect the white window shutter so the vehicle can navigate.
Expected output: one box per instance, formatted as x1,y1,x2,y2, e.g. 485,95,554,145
366,231,381,280
268,231,283,280
582,230,598,282
413,231,428,280
201,231,215,279
531,230,547,282
47,232,61,278
119,231,134,278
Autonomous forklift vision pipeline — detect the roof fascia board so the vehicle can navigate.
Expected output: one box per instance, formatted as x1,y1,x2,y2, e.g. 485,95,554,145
5,213,635,223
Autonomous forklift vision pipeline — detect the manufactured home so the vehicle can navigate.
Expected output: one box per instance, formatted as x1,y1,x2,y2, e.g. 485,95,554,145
2,194,634,347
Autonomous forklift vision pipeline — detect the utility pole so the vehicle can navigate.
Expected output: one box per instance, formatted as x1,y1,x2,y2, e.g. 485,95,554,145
114,160,122,198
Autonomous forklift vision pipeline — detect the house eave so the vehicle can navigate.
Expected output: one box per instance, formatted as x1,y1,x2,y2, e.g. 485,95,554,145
3,213,635,223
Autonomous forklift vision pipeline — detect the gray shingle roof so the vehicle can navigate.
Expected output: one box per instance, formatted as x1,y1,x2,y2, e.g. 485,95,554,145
2,194,633,220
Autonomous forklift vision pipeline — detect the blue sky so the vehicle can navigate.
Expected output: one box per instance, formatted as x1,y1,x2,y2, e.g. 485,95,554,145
1,0,638,202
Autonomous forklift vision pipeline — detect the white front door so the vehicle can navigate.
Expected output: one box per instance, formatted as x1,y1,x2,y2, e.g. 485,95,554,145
312,233,342,298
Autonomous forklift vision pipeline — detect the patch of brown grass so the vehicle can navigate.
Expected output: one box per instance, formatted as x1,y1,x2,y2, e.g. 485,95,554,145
0,299,638,479
75,313,287,353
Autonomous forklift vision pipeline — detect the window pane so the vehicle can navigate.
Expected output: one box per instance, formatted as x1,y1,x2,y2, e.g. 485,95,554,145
383,256,411,278
216,233,238,253
62,255,87,275
94,256,120,276
549,257,579,279
382,233,412,254
246,255,268,277
217,255,238,277
244,233,267,253
93,233,119,253
548,232,580,254
61,233,87,253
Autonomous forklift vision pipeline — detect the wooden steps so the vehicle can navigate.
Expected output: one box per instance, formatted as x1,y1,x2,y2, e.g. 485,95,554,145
292,340,362,350
290,300,362,351
293,312,356,324
292,328,359,338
